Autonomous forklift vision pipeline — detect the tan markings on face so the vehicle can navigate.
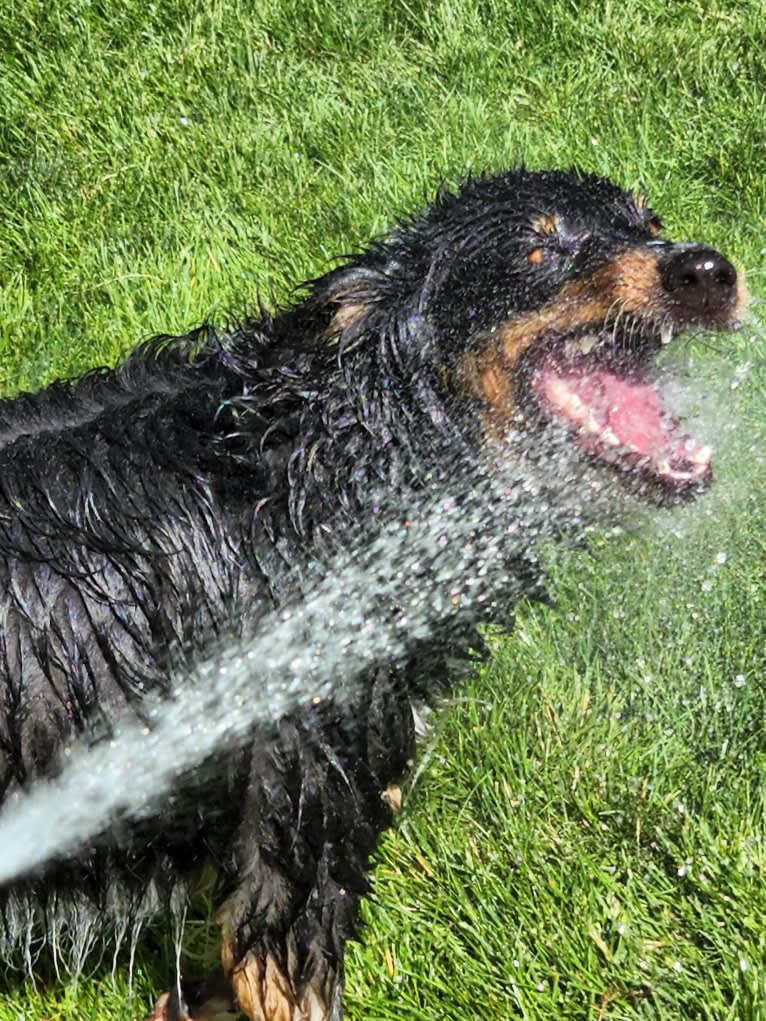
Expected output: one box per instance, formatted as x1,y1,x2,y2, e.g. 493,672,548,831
457,347,518,441
457,251,667,431
457,346,514,410
531,213,561,235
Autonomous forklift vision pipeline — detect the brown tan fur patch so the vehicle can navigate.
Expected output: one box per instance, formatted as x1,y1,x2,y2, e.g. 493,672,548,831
231,952,296,1021
382,782,403,814
324,300,369,341
531,213,561,235
221,929,332,1021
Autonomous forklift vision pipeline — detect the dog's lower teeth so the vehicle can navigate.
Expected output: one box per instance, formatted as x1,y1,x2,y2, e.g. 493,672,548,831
660,324,673,345
690,444,712,465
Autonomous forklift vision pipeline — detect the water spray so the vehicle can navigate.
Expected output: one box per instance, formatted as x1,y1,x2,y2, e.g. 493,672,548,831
0,462,569,887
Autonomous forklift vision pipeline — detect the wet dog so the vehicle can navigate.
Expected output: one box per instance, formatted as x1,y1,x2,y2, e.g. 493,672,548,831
0,170,746,1019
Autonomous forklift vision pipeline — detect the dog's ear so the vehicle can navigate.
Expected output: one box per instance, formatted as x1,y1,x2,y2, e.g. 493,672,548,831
301,259,436,371
311,263,400,349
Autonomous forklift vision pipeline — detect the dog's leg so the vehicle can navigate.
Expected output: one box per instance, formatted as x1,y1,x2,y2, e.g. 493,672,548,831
144,751,387,1021
217,673,415,1021
148,670,414,1021
146,973,235,1020
218,870,349,1021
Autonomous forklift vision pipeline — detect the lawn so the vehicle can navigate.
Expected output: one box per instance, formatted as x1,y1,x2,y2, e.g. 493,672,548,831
1,0,766,1018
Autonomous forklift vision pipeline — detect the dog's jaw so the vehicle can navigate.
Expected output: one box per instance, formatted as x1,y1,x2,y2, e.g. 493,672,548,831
530,363,712,492
456,241,744,499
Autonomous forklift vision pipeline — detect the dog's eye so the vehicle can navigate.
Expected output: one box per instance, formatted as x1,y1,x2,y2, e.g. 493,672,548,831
528,218,589,266
528,238,581,266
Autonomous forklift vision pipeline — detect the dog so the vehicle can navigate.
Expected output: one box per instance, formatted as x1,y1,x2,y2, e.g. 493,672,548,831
0,169,746,1020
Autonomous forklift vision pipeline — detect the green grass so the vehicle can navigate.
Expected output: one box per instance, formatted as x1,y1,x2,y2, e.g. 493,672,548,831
346,516,766,1020
1,0,766,1018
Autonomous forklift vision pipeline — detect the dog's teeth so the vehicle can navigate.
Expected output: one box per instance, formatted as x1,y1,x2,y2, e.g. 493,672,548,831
600,428,621,447
660,323,673,346
577,335,598,355
563,391,588,421
689,444,712,465
564,335,599,360
583,412,603,435
544,377,606,435
545,377,576,406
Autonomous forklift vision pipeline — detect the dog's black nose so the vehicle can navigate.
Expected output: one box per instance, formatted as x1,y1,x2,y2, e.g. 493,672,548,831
660,247,737,317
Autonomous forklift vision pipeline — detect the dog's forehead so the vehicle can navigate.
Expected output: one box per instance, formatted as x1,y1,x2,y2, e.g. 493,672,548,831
450,171,652,236
519,179,647,232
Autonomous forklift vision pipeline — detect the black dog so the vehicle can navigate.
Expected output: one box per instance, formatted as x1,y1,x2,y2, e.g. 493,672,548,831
0,170,745,1019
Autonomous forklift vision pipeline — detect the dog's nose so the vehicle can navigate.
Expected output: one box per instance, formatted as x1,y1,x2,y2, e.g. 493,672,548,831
659,247,737,317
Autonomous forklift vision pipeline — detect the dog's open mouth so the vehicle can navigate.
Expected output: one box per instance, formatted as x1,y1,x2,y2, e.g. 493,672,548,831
530,336,711,493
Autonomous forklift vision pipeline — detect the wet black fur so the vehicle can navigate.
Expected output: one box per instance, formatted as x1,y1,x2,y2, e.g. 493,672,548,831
0,170,717,1016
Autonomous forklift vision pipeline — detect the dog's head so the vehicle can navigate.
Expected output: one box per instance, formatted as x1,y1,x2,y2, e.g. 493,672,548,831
309,169,746,502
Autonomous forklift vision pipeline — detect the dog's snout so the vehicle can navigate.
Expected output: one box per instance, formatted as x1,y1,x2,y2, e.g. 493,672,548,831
659,247,737,316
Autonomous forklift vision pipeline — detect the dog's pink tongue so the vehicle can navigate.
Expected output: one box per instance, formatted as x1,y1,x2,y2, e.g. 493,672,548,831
533,366,712,486
570,371,669,454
